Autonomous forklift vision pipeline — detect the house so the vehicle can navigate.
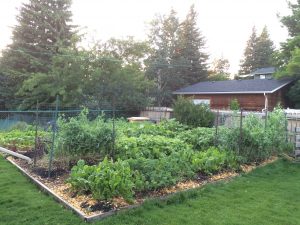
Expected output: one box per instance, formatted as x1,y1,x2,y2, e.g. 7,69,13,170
173,78,294,111
238,67,276,80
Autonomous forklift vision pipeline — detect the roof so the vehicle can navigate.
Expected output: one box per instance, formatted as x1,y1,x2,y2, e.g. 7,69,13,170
173,78,294,95
251,67,276,75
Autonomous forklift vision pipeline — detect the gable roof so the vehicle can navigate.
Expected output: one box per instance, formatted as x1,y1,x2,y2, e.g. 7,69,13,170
252,67,276,75
173,78,293,95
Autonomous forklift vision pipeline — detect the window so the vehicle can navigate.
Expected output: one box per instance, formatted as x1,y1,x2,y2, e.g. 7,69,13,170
193,99,210,106
260,74,266,79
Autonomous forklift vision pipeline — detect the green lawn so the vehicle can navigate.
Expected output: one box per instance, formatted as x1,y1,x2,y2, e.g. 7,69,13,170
1,156,300,225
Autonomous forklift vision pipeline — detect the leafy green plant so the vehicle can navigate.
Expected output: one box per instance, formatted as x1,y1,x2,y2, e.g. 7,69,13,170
57,109,113,157
192,147,238,174
68,158,136,201
173,96,215,128
176,127,215,150
116,135,191,159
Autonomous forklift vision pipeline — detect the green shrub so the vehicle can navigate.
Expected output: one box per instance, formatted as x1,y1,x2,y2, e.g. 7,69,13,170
57,109,113,157
68,158,135,201
173,96,215,128
229,98,240,110
176,127,215,150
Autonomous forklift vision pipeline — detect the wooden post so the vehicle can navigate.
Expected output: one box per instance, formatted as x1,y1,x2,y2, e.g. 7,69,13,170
215,110,219,147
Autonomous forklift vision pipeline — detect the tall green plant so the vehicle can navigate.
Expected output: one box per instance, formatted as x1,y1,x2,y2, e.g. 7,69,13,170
173,96,215,127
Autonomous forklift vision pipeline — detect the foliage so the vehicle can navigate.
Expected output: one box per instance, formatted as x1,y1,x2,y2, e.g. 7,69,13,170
57,109,113,157
125,149,195,190
146,6,209,106
116,135,191,160
119,119,188,138
173,96,215,128
0,129,48,151
176,127,215,150
68,158,135,201
192,147,238,174
218,108,288,163
239,26,274,75
287,80,300,108
229,98,240,110
0,0,77,109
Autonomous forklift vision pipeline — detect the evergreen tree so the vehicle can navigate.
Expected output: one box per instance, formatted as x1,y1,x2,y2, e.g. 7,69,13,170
146,6,209,106
239,26,274,75
176,5,209,85
256,26,275,68
239,26,259,75
0,0,77,108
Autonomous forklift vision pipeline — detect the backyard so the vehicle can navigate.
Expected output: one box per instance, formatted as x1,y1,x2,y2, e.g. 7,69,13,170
1,156,300,225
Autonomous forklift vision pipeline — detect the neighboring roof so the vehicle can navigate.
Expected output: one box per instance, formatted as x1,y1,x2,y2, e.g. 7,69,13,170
173,78,294,95
251,67,276,75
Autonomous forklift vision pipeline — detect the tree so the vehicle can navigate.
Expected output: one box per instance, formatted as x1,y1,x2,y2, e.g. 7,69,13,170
275,1,300,107
0,0,77,108
146,9,181,106
146,6,209,106
239,26,259,75
255,26,275,68
18,39,153,111
239,26,275,75
175,5,209,85
208,56,230,81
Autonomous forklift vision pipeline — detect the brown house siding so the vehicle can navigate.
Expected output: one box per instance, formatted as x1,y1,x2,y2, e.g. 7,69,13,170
184,90,285,111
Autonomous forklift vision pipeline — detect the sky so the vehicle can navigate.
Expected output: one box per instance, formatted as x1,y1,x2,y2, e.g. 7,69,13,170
0,0,295,74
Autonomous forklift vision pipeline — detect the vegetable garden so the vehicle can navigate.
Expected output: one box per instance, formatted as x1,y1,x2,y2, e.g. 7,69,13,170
0,107,293,218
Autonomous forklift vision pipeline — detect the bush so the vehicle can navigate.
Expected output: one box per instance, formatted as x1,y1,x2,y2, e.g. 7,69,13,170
68,158,135,201
173,96,215,128
229,98,240,110
57,109,113,157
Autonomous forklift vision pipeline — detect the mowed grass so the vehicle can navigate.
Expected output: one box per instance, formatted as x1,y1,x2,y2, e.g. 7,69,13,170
1,156,300,225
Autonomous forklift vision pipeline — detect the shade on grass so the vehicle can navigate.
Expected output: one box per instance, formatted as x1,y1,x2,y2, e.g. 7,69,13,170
0,156,300,225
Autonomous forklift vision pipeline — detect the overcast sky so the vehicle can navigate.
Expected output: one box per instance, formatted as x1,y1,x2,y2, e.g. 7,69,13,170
0,0,295,74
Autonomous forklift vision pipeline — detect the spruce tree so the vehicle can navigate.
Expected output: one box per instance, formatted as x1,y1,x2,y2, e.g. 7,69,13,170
0,0,76,108
239,26,258,75
256,26,275,68
176,5,209,85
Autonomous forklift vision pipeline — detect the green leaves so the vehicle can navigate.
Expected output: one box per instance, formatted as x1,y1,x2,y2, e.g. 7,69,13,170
68,158,135,201
173,96,215,128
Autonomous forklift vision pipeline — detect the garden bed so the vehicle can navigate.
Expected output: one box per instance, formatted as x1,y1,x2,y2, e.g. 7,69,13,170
5,155,277,222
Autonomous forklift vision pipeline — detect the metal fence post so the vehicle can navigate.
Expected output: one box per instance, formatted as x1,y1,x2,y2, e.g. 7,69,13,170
215,110,219,147
34,100,39,167
239,109,243,155
48,95,59,178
